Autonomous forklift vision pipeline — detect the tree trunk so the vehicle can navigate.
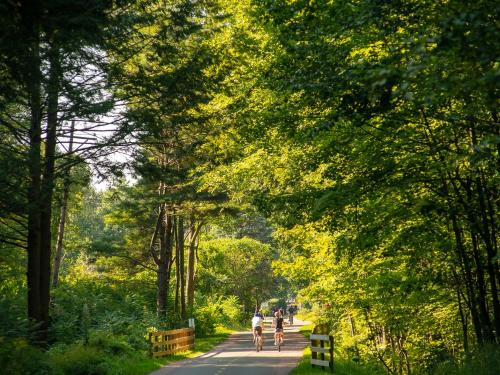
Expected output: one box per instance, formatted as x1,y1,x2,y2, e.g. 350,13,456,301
39,41,60,341
348,312,361,358
178,216,186,320
24,2,43,344
157,264,168,319
470,127,500,339
451,215,484,345
52,121,75,288
457,286,469,353
425,118,487,347
469,230,495,343
475,175,500,339
186,216,201,316
186,234,196,315
485,187,500,293
174,216,180,315
157,210,173,319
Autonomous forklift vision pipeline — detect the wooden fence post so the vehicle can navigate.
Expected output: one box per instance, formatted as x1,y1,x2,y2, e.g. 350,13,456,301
312,337,317,367
329,335,334,373
310,333,334,373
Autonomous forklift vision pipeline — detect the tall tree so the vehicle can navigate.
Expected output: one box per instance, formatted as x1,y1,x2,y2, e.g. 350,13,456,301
0,0,146,344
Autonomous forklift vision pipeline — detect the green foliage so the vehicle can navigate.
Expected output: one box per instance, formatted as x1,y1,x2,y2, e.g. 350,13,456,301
194,0,500,373
193,294,244,337
0,247,27,337
291,326,385,375
218,295,244,324
43,328,233,375
198,237,274,312
433,345,500,375
48,344,109,375
87,330,133,356
291,347,385,375
193,303,219,337
0,337,51,375
2,0,499,374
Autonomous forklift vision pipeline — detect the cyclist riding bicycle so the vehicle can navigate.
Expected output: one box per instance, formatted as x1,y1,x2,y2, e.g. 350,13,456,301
252,310,264,344
272,310,285,346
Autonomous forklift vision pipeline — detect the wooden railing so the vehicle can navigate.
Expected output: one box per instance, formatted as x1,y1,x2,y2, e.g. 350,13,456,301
149,327,195,357
310,333,334,373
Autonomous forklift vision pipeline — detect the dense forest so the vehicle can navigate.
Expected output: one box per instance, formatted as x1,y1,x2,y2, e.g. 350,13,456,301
0,0,499,374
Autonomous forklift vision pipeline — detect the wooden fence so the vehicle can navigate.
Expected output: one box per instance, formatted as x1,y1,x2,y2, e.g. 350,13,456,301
149,327,195,357
310,333,334,372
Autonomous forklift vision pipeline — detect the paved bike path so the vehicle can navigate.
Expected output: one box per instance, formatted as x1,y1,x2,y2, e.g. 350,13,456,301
149,320,309,375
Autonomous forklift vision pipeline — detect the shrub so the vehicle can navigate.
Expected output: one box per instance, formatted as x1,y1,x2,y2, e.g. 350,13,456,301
0,337,50,375
88,330,133,356
218,295,243,325
193,305,218,337
48,343,109,375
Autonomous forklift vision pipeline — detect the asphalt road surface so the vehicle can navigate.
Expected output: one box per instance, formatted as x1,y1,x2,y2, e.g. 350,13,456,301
150,320,309,375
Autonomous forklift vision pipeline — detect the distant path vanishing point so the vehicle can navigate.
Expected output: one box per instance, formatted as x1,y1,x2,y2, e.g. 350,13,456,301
149,319,310,375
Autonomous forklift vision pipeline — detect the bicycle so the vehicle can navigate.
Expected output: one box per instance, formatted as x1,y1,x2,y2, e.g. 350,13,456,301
276,331,284,352
255,332,263,352
254,326,263,352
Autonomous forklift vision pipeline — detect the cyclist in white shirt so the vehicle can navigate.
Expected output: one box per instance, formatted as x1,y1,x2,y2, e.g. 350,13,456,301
252,310,264,343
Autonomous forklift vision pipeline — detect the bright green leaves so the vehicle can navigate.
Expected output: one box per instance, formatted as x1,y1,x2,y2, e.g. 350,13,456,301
198,237,274,311
192,0,500,372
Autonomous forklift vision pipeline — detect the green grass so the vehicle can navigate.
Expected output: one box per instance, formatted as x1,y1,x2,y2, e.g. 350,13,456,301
290,347,384,375
291,324,383,375
105,326,234,375
298,324,314,337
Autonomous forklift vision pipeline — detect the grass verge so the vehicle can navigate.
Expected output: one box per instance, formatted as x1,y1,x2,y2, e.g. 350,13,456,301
106,325,234,375
290,324,383,375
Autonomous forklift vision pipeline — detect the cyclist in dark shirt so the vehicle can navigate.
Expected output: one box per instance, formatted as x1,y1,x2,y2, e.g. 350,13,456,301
273,310,285,345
